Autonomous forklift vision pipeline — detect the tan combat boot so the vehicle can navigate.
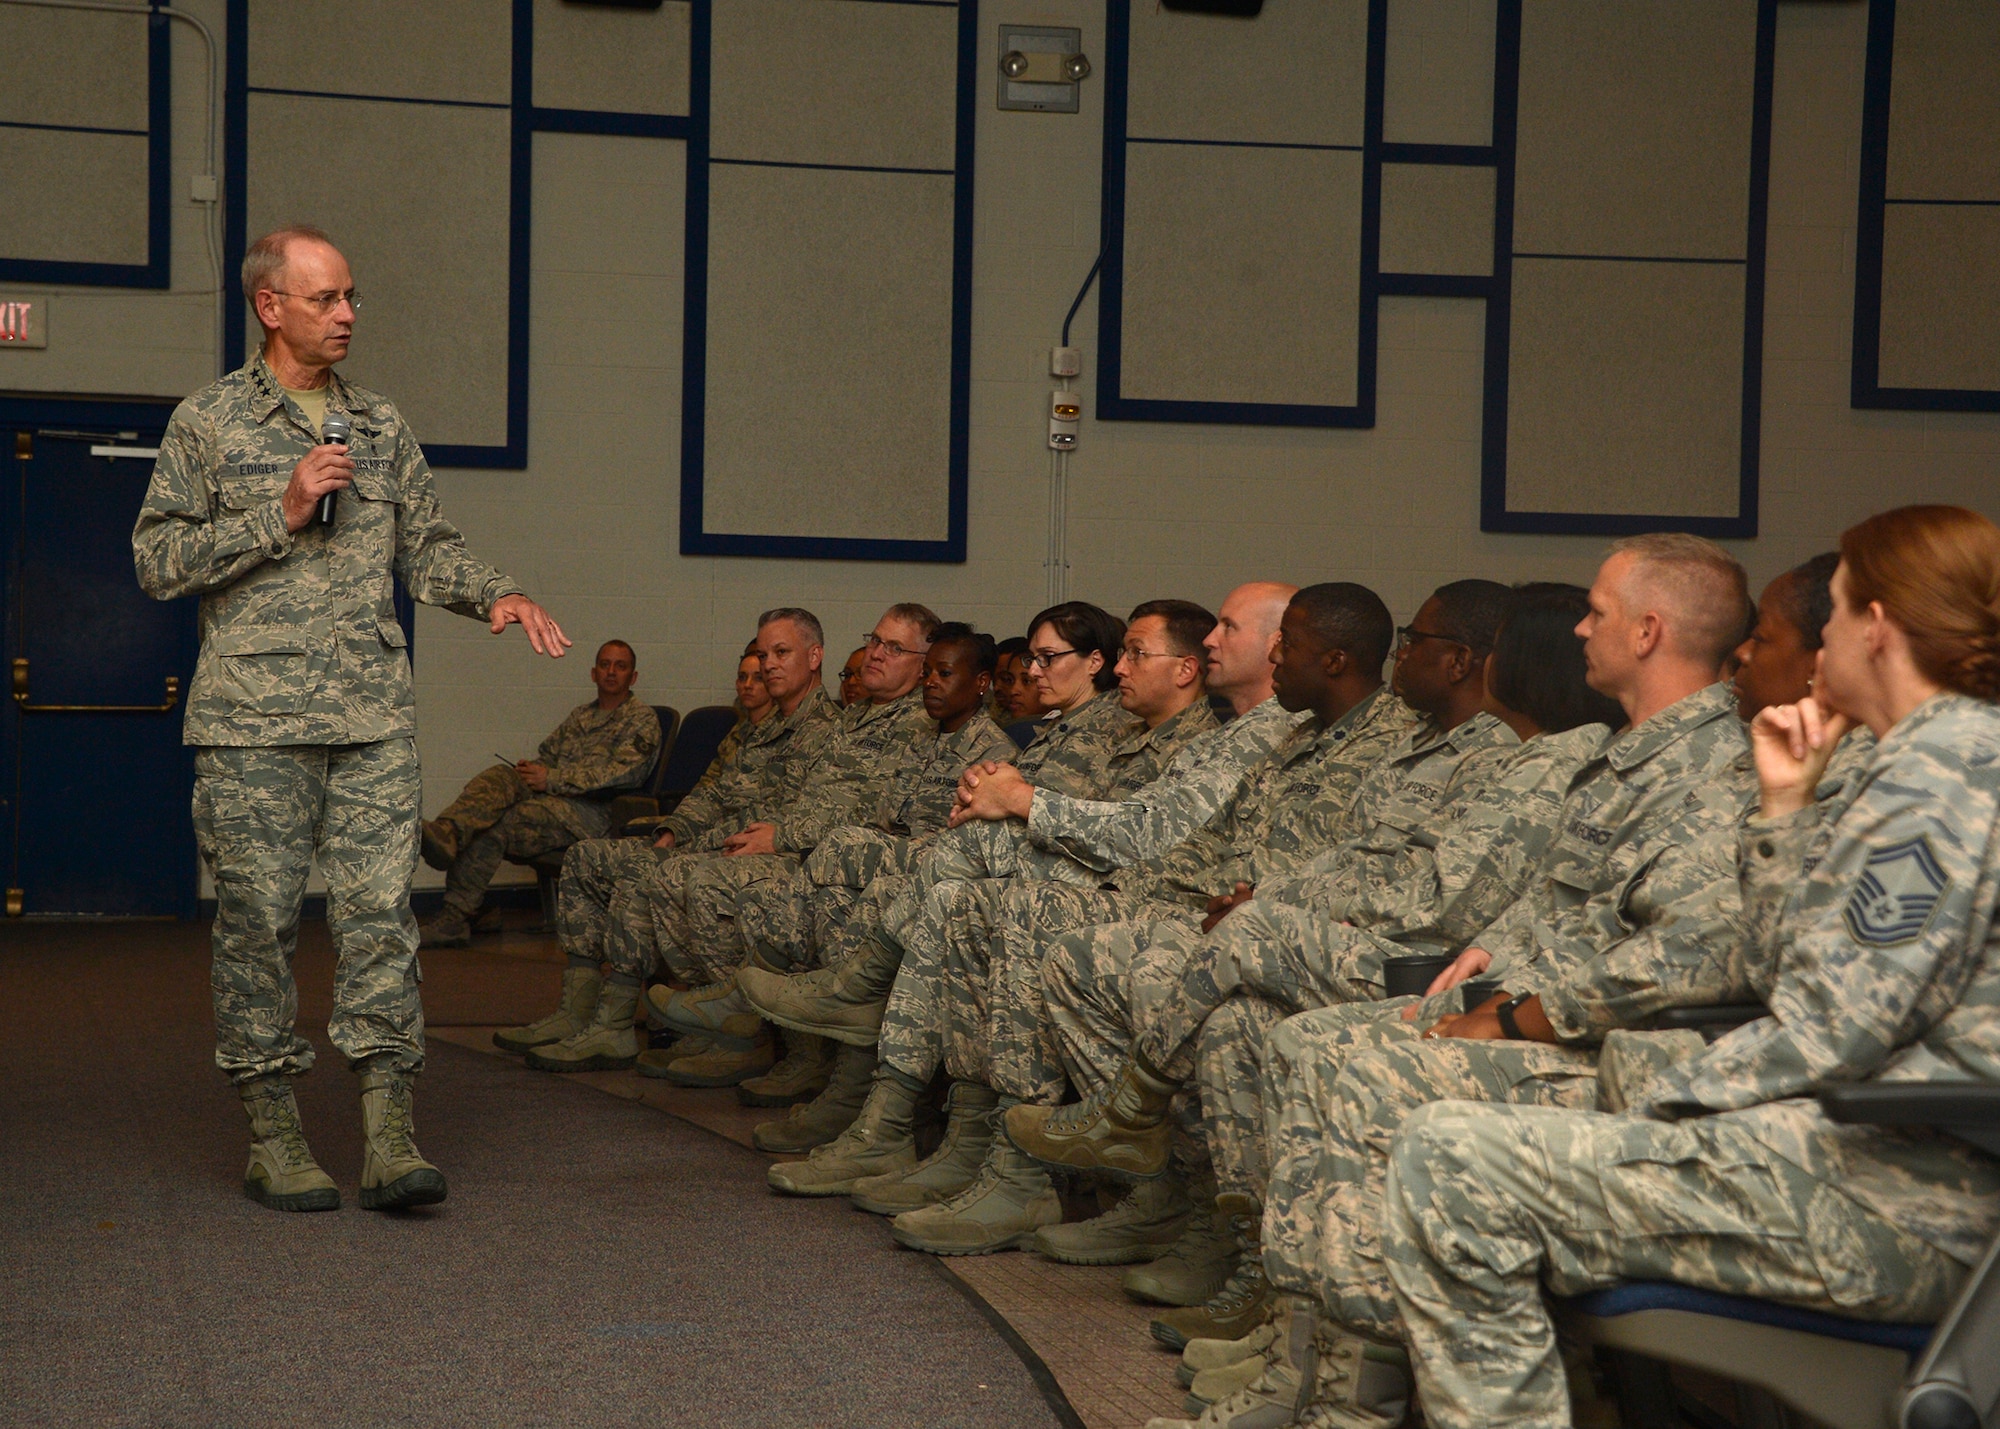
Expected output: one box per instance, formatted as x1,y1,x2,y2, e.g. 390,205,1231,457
736,933,902,1046
524,979,639,1072
1150,1194,1271,1349
659,1025,776,1087
493,965,602,1053
1144,1298,1318,1429
356,1067,448,1211
850,1079,998,1215
1002,1054,1178,1181
1034,1166,1193,1265
737,1031,833,1107
752,1042,874,1153
888,1132,1062,1256
766,1066,924,1195
1295,1318,1411,1429
240,1076,340,1212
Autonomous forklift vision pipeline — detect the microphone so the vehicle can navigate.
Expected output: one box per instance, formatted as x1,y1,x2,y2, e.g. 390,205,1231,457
317,411,351,527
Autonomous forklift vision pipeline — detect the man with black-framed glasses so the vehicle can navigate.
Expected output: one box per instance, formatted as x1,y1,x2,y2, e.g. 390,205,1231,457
135,224,570,1216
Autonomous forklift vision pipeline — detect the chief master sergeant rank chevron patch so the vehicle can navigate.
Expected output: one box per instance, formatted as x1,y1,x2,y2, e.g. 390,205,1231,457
1844,836,1950,946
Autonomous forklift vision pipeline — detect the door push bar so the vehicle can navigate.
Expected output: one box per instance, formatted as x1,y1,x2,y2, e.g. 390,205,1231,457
11,658,179,713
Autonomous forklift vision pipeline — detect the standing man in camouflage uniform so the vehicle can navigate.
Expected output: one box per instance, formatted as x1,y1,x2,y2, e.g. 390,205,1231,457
417,640,660,947
134,225,570,1213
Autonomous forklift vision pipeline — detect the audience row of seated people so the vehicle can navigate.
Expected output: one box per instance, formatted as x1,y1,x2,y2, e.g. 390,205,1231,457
476,506,1998,1429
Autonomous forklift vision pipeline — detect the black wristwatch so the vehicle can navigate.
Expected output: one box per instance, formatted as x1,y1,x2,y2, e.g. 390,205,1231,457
1494,992,1533,1040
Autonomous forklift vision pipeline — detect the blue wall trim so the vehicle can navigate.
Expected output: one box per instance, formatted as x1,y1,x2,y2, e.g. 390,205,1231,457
1851,0,2000,412
1381,142,1494,166
1479,0,1771,537
677,0,974,563
534,108,690,138
224,0,534,469
1096,0,1387,431
0,13,170,289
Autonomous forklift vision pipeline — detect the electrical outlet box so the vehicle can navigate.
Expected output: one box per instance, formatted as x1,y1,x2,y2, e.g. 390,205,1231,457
190,174,218,203
1049,389,1081,450
1050,346,1082,377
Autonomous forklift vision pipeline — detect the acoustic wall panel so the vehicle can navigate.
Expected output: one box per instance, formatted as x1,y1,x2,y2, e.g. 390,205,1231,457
1506,259,1745,518
0,6,167,287
1481,0,1773,535
534,0,690,117
1120,146,1363,409
1379,162,1493,277
246,0,512,105
680,0,976,561
1124,1,1367,148
1877,205,2000,393
1854,0,2000,411
225,0,529,467
702,167,955,541
710,0,957,171
1512,0,1754,261
1099,0,1382,427
1382,0,1497,147
245,95,515,452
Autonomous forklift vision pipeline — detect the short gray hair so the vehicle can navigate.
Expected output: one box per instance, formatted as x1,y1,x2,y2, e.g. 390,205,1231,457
1608,533,1752,669
882,603,942,642
757,606,824,648
241,225,333,303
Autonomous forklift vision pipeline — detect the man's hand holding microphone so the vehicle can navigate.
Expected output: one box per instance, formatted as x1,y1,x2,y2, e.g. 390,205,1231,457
281,411,353,533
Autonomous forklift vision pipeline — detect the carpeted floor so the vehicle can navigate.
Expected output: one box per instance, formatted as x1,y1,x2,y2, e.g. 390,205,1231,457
0,921,1066,1428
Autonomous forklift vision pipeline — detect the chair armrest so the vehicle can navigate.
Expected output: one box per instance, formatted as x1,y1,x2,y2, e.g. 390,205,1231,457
1652,1004,1767,1034
1819,1083,2000,1130
606,794,657,829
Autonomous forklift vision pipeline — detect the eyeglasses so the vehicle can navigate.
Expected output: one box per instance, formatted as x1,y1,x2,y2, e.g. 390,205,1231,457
268,288,362,314
1394,625,1468,655
1118,647,1177,663
1024,647,1079,671
864,632,928,660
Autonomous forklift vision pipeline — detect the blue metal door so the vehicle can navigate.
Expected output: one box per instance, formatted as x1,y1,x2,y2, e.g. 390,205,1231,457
1,424,198,917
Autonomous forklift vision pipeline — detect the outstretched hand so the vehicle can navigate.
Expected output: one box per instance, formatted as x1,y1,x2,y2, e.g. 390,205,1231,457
1751,694,1852,819
489,593,572,658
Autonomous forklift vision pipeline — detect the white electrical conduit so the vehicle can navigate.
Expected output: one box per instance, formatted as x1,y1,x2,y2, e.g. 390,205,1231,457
2,0,225,375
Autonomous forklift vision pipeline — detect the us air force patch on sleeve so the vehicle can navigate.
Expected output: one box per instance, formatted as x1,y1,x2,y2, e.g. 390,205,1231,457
1843,837,1949,946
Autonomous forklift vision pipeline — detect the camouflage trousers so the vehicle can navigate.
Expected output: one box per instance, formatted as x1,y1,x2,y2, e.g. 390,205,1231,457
1383,1102,1966,1429
920,813,1099,887
872,873,944,1081
932,880,1167,1101
1040,912,1214,1173
668,852,801,987
736,826,933,974
557,836,688,979
193,740,424,1084
436,763,608,917
1261,1017,1597,1338
1134,896,1401,1081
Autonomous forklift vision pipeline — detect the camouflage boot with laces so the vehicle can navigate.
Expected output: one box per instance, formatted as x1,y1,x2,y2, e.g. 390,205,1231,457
356,1067,447,1211
239,1076,340,1212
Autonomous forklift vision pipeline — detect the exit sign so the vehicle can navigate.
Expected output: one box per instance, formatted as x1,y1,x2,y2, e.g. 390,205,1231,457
0,299,46,348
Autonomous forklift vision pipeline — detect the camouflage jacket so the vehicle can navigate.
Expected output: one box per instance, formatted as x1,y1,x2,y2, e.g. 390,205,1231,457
661,685,840,850
133,355,522,747
1118,686,1419,906
875,711,1020,838
1013,693,1136,800
538,698,662,798
1025,696,1302,874
1468,683,1756,1040
1640,695,2000,1266
769,689,932,855
1262,713,1585,950
1098,698,1223,803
